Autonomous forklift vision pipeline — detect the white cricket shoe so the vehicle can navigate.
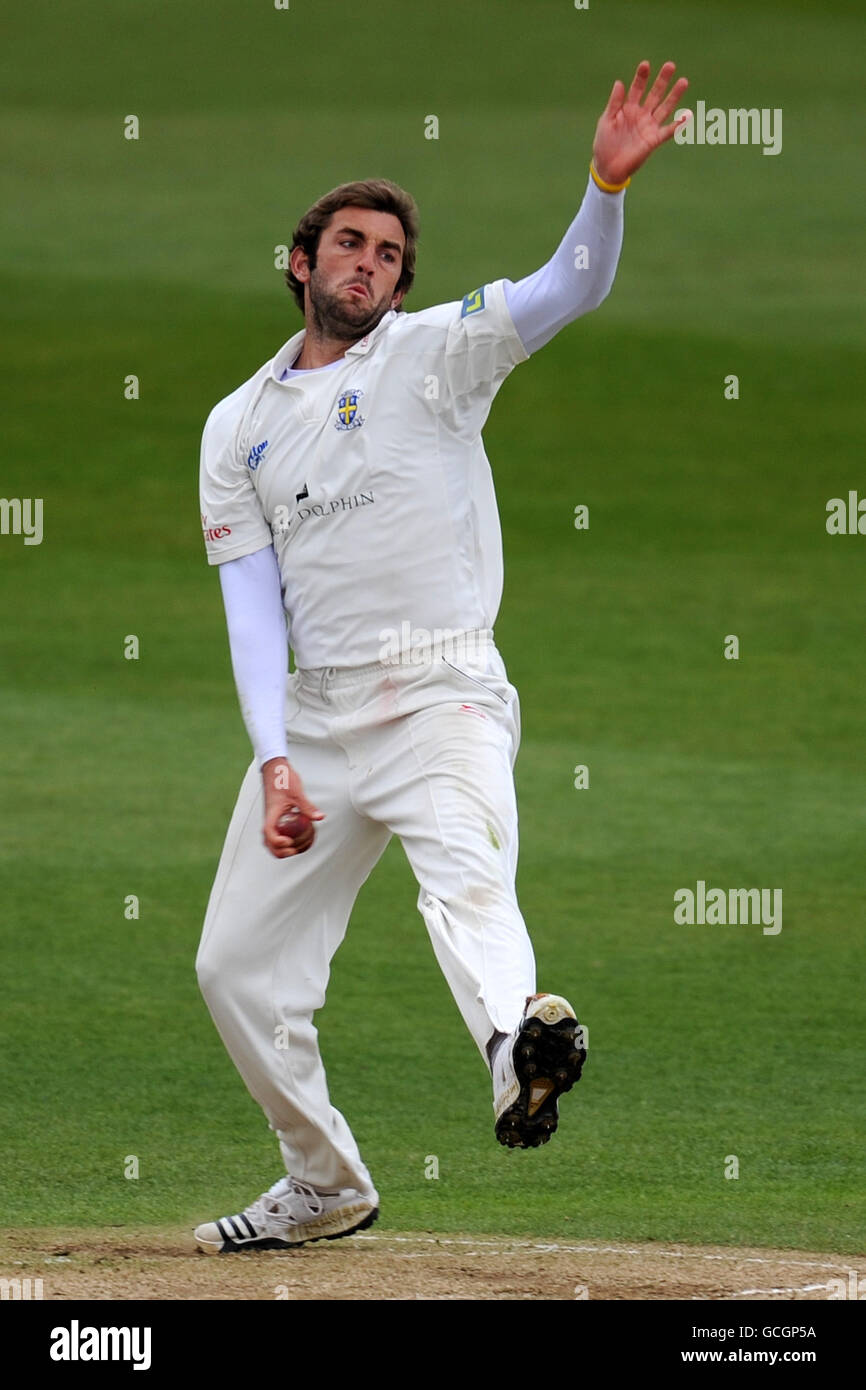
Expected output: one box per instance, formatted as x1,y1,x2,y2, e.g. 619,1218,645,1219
194,1175,379,1254
492,994,587,1149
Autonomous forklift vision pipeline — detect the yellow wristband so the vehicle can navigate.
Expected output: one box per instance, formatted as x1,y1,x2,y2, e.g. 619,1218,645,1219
590,161,631,194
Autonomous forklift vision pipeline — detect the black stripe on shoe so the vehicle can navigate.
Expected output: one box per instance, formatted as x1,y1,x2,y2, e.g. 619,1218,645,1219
209,1205,380,1255
238,1213,258,1239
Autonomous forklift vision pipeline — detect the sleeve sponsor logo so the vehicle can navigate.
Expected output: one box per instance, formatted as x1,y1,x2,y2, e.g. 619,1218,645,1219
461,287,485,317
201,513,232,542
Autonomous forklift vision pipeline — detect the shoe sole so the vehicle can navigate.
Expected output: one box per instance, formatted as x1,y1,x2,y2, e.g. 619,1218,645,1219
196,1203,379,1255
495,1011,586,1149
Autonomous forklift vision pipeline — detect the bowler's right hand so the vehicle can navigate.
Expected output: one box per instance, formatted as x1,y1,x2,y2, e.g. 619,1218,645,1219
261,757,325,859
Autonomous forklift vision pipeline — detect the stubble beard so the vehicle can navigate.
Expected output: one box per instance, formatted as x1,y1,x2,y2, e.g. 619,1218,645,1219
307,268,393,344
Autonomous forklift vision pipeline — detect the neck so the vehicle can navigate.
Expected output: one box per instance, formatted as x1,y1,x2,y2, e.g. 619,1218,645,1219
293,326,353,370
294,302,372,369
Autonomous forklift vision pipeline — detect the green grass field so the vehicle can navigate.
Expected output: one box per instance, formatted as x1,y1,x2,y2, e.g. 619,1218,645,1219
1,0,864,1256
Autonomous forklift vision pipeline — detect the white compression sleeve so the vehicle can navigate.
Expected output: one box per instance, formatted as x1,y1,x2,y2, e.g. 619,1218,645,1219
218,546,291,768
503,174,625,355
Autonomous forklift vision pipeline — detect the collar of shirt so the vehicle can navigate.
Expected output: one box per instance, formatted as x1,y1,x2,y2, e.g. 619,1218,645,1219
268,308,401,384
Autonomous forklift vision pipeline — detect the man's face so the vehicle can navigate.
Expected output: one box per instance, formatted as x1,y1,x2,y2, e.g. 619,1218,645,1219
293,206,407,341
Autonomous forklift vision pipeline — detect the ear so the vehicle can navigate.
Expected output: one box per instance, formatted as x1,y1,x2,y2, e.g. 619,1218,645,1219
390,287,406,310
289,245,311,284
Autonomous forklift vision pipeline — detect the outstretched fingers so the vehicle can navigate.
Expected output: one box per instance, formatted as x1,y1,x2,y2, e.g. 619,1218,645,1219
594,59,691,178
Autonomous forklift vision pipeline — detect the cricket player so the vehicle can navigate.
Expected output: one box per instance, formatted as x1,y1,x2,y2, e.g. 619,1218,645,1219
194,61,688,1253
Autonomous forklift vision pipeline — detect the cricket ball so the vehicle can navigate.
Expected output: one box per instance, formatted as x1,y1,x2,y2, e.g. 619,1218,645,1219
277,808,314,850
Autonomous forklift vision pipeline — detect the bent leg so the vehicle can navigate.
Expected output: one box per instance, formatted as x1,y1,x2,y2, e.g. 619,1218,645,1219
355,653,536,1060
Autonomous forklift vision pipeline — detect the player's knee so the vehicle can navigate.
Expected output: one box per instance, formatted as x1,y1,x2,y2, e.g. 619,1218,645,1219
195,937,232,1000
420,876,517,925
195,904,252,993
195,947,215,999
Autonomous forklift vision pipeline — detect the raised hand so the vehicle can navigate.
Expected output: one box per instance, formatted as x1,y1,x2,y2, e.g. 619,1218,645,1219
592,60,689,187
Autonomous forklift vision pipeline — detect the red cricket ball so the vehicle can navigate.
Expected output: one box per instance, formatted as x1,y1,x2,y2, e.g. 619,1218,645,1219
276,808,314,851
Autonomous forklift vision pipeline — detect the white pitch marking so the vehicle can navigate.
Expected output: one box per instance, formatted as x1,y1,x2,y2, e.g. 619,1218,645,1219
353,1233,864,1275
727,1283,833,1298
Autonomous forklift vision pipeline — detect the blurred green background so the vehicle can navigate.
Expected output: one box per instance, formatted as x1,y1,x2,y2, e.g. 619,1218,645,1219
1,0,863,1253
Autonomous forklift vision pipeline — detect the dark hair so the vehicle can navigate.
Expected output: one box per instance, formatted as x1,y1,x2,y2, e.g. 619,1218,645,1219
285,178,419,312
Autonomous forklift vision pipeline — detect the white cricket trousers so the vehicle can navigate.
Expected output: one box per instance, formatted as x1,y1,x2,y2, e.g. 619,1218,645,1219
196,633,536,1202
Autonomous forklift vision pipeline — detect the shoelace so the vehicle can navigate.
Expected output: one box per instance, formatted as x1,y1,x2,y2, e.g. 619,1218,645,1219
243,1177,326,1230
285,1178,326,1218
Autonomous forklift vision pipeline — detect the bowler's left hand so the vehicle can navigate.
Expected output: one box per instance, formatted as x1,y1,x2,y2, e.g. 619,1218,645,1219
592,60,690,186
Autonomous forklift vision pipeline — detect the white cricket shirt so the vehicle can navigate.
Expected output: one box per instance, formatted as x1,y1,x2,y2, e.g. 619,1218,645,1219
200,279,529,669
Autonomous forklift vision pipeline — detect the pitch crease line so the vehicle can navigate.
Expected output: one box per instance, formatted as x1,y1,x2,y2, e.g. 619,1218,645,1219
353,1234,863,1273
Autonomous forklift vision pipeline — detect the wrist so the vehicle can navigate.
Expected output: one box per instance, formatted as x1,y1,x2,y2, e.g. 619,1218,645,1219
589,160,631,194
260,750,290,773
262,756,291,796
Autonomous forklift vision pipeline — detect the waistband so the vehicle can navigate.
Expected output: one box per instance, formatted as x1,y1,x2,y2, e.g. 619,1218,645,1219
296,628,495,691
